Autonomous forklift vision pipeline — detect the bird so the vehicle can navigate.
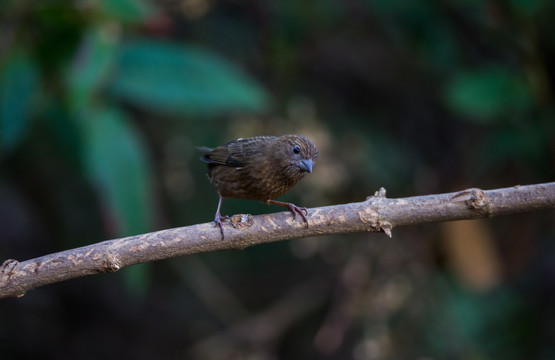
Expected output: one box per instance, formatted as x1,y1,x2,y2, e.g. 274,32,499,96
198,134,319,236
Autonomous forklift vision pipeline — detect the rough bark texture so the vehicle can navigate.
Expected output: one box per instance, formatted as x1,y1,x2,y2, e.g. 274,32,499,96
1,183,554,299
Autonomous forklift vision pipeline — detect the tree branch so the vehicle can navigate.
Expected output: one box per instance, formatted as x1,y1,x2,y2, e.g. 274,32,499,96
1,182,554,299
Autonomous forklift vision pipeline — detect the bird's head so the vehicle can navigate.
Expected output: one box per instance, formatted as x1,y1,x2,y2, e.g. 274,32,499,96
276,135,319,180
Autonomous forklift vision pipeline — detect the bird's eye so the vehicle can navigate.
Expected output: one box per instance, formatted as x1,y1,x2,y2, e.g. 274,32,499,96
293,145,301,154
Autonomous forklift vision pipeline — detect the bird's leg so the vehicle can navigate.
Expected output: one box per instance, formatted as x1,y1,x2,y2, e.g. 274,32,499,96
214,196,229,239
266,199,309,227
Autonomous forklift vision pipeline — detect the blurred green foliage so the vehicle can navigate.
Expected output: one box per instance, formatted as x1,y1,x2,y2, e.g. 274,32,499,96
0,52,39,151
446,66,533,121
82,106,153,236
110,40,270,115
1,0,269,240
1,0,554,359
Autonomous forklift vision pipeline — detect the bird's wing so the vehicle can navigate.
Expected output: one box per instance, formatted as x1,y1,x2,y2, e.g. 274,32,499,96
199,143,246,167
199,136,275,167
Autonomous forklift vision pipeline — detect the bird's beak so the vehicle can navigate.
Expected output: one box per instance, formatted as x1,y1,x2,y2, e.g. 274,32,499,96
299,159,314,173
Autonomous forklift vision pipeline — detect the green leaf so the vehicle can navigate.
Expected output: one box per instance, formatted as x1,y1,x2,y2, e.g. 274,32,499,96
108,39,270,115
0,52,40,151
82,106,153,236
445,67,533,122
65,27,117,113
100,0,157,23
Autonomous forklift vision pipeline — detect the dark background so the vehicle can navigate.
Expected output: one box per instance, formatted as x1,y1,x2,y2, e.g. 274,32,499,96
1,1,554,359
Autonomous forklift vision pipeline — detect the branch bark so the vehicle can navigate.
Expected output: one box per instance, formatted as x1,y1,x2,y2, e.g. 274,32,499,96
1,182,554,299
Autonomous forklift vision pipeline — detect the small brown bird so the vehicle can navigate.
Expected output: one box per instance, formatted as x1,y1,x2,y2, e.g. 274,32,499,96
199,135,318,235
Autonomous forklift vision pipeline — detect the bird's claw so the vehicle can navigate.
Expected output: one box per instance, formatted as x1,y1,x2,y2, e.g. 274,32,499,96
287,204,309,227
266,199,310,228
214,214,229,240
214,214,230,223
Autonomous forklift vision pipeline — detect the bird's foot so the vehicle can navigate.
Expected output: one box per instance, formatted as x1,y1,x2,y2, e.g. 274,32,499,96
267,199,309,228
214,214,230,239
287,203,309,226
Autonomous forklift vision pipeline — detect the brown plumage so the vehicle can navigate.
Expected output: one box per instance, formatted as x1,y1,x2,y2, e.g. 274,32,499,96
199,135,319,235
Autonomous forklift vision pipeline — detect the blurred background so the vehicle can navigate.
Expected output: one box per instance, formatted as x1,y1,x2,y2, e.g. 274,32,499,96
1,0,555,359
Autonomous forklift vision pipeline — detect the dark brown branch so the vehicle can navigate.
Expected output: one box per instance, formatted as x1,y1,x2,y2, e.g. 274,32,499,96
1,182,554,299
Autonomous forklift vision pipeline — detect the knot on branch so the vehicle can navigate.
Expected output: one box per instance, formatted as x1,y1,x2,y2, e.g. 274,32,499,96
230,214,254,229
452,188,492,216
99,253,121,273
0,259,25,298
1,259,20,278
358,207,393,237
367,187,387,201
